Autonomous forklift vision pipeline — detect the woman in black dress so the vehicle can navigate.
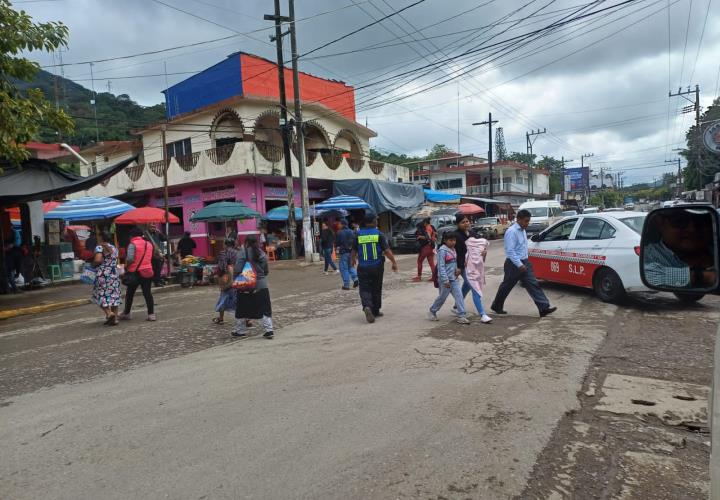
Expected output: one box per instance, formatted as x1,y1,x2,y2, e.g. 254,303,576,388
233,235,274,339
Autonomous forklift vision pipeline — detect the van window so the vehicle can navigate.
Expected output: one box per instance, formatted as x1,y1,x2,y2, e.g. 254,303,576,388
525,207,549,218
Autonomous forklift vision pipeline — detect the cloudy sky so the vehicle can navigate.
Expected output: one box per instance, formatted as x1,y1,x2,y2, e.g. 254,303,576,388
18,0,720,185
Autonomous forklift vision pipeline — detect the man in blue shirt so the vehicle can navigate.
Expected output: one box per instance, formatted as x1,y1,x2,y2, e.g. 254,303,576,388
491,209,557,317
335,219,359,290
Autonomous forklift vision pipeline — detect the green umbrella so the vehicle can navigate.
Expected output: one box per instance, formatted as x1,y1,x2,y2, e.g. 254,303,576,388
189,201,260,222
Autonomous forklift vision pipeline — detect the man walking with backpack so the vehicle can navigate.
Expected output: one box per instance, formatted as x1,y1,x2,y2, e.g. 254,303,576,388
336,219,358,290
352,213,399,323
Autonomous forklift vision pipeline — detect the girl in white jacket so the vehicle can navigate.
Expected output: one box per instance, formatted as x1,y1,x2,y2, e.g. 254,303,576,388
465,229,493,324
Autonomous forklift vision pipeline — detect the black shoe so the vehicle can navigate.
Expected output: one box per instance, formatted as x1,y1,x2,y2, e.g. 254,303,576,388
263,331,274,339
491,306,508,315
375,311,384,318
231,331,247,338
539,306,557,318
342,286,350,290
363,307,375,324
353,280,359,288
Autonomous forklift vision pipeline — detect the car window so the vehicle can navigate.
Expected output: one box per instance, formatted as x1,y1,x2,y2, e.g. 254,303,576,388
620,216,645,234
600,222,616,239
525,207,548,218
543,219,577,242
575,218,612,240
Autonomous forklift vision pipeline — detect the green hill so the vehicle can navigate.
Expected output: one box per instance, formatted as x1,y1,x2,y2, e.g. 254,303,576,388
15,69,166,147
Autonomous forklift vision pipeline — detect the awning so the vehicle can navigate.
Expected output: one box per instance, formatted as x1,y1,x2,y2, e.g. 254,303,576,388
424,189,461,203
0,156,138,206
332,180,424,219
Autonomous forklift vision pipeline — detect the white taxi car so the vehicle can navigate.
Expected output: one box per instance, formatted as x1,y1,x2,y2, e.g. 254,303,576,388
528,211,647,302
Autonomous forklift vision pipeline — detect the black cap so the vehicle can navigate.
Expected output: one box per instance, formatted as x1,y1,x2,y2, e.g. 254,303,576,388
363,212,378,224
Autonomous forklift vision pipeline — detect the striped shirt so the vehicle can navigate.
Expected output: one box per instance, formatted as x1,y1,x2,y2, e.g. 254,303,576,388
643,241,690,288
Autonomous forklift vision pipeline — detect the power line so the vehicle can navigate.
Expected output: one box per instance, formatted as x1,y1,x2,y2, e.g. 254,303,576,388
688,0,713,83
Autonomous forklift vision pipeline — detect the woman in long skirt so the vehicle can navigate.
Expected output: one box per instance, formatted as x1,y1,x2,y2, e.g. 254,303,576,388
233,235,274,339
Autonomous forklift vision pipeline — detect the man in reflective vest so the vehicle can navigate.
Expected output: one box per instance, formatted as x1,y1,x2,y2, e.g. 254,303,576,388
351,213,399,323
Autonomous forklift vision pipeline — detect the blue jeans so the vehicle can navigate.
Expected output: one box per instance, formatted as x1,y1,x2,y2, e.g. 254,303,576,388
470,288,486,315
460,269,471,298
322,248,337,271
338,252,357,287
430,280,466,317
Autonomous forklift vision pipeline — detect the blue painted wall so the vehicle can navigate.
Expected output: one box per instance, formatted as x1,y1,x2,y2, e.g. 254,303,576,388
163,54,243,119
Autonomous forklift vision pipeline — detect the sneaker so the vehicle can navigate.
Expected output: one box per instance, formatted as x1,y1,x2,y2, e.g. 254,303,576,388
231,331,247,338
451,306,461,317
263,331,274,339
426,311,439,321
342,286,351,291
456,316,471,325
480,314,493,324
147,314,157,321
118,313,131,321
363,307,375,324
353,280,359,288
490,306,507,315
334,270,340,274
323,271,329,276
539,306,557,318
375,311,384,318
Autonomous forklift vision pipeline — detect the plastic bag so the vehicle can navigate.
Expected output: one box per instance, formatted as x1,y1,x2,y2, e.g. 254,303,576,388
231,261,257,292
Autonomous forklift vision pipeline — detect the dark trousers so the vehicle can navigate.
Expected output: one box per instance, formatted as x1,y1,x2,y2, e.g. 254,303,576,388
123,277,155,315
322,247,337,271
492,258,550,313
357,265,384,315
152,256,164,284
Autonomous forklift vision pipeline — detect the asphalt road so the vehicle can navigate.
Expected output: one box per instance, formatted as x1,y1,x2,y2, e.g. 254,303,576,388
0,252,716,499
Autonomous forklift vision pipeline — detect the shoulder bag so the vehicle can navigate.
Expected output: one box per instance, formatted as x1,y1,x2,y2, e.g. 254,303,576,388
122,242,149,287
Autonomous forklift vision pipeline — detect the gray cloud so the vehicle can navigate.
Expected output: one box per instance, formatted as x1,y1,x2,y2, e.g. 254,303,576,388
21,0,720,184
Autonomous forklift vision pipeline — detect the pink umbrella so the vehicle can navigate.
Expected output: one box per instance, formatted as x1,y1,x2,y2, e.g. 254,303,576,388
114,207,180,225
457,203,485,215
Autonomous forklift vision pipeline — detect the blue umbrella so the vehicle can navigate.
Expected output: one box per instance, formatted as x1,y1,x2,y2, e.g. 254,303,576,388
45,196,134,221
263,205,303,221
315,195,370,211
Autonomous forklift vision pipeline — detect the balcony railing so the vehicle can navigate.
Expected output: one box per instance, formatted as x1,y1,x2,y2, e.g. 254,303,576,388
175,151,201,171
467,183,529,195
256,142,283,163
124,163,145,182
206,143,235,165
147,159,167,177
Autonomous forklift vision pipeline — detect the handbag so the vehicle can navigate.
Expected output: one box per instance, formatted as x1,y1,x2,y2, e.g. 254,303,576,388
122,241,149,287
232,261,257,292
80,263,97,285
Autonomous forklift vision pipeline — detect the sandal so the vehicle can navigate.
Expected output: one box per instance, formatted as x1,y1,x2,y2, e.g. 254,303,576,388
212,317,224,325
105,314,118,326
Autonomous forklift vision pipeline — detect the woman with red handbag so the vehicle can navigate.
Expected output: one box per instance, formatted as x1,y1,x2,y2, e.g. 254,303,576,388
119,227,157,322
232,235,273,339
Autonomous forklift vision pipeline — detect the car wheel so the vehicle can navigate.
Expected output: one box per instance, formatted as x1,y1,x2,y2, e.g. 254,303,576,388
593,267,626,303
673,292,704,303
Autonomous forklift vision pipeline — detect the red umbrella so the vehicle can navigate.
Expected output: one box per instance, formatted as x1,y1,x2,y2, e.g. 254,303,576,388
458,203,485,215
114,207,180,225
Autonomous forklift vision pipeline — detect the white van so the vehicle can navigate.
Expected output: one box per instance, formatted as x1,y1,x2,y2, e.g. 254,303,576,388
518,200,563,234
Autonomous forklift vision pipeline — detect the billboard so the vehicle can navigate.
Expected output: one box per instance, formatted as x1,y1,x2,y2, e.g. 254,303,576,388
564,167,590,191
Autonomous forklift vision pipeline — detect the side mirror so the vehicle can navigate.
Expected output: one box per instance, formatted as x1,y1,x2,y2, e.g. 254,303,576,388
530,233,541,243
640,206,720,294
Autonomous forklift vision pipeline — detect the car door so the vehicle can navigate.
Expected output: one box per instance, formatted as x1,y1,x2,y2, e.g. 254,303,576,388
564,217,616,287
529,218,579,283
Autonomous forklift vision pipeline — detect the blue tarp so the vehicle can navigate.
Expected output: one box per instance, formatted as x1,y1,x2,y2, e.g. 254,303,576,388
332,180,424,219
423,189,461,203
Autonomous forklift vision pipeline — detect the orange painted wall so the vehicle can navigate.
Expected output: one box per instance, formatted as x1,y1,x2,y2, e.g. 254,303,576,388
240,53,356,122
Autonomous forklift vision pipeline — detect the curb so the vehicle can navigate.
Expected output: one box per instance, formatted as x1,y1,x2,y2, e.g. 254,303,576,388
0,283,184,321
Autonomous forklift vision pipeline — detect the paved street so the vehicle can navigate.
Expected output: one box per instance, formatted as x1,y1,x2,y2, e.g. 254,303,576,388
0,252,716,499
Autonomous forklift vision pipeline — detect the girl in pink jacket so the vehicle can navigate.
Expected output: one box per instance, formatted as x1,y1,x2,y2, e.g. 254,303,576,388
465,229,493,323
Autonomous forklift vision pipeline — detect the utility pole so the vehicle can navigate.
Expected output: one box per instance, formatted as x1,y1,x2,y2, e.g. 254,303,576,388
666,157,683,197
288,0,314,262
526,128,546,195
89,62,99,143
473,113,498,198
161,125,171,274
668,85,702,189
265,1,297,259
560,156,574,201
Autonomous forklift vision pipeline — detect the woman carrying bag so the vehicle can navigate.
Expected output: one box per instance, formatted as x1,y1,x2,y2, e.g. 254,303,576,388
91,230,122,326
232,235,274,339
119,226,156,321
213,238,239,325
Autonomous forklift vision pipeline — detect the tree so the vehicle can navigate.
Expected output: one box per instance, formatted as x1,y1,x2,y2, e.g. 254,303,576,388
0,1,73,164
494,127,507,161
426,144,453,160
681,97,720,190
506,151,536,165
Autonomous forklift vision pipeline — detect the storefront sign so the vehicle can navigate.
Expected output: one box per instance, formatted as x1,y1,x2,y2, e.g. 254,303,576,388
263,186,326,199
704,120,720,154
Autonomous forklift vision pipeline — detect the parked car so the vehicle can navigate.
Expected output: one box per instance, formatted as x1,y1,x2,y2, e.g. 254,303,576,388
528,211,648,303
519,200,563,234
391,209,457,252
473,216,510,239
